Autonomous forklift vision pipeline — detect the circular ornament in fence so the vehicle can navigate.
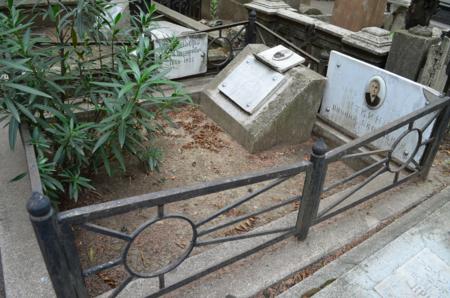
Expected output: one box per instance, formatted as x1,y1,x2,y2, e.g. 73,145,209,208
387,128,422,173
124,215,196,278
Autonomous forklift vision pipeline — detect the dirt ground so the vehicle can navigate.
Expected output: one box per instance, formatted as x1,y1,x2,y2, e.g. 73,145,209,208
60,106,450,297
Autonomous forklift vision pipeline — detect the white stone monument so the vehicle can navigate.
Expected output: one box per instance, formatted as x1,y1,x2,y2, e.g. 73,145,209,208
148,21,208,79
320,51,441,163
201,44,325,153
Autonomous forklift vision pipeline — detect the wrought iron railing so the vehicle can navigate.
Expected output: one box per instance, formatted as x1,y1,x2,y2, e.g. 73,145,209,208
178,9,325,74
314,90,450,225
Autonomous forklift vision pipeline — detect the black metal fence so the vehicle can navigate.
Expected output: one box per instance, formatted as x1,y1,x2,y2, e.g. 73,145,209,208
23,89,450,297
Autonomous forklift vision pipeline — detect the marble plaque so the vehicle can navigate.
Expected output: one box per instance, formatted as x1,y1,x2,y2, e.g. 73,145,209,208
320,51,441,163
150,21,207,79
219,55,285,114
255,45,305,73
374,248,450,298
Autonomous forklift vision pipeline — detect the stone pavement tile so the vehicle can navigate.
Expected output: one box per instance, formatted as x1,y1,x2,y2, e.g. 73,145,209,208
314,199,450,298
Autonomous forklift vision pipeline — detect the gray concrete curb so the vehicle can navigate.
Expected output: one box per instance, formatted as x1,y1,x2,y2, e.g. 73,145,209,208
0,126,55,298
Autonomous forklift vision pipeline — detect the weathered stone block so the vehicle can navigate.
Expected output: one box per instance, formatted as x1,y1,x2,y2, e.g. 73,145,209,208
331,0,388,32
385,27,440,81
419,36,450,93
200,44,325,153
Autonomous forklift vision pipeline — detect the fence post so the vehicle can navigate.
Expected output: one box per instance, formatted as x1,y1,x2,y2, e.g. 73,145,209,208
419,102,450,179
295,139,328,240
245,9,257,44
27,192,87,298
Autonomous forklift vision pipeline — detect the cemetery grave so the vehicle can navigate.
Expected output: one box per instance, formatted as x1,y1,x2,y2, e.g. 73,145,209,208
1,0,450,297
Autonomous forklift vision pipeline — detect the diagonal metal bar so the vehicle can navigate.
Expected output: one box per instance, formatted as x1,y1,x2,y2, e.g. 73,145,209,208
410,159,420,169
195,177,290,227
256,28,267,45
420,110,440,132
146,230,295,298
341,149,391,160
198,195,300,237
229,26,246,43
421,137,435,146
195,227,295,246
323,158,388,193
82,258,122,277
80,223,132,241
317,166,387,218
111,275,134,298
314,170,420,225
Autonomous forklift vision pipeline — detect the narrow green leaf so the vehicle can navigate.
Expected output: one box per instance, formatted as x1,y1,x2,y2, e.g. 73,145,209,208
112,144,126,171
0,59,31,72
5,83,52,98
118,82,135,99
118,120,126,147
9,172,27,183
121,102,134,120
93,131,112,152
15,102,36,123
100,148,112,176
71,28,78,48
4,98,21,122
91,81,122,88
8,117,19,150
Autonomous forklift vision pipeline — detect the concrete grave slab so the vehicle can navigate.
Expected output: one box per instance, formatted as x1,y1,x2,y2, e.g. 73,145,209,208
200,44,325,153
148,21,207,80
320,51,441,163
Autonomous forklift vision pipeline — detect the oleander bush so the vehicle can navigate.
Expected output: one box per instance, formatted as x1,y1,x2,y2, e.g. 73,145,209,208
0,0,190,202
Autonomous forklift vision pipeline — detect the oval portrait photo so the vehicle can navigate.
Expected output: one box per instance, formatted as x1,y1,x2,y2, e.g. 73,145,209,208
364,76,386,109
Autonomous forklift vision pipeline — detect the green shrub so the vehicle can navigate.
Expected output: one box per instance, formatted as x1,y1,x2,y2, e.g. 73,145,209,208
0,0,191,203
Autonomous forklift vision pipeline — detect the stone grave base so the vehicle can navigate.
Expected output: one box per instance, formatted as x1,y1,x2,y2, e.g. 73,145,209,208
200,44,325,153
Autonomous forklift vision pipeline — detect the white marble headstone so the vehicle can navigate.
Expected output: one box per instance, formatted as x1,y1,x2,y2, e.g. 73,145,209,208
320,51,441,163
149,21,207,79
219,55,285,114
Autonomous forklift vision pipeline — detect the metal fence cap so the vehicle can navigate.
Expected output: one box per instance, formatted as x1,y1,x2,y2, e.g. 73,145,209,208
27,192,51,217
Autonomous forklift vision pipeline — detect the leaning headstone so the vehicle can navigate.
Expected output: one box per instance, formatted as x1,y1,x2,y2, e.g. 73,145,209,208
331,0,388,32
385,26,440,81
148,21,208,79
320,51,441,163
419,37,450,93
201,44,325,153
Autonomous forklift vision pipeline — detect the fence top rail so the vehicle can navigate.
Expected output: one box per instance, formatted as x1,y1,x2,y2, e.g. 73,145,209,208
58,160,311,224
325,90,450,163
193,21,250,33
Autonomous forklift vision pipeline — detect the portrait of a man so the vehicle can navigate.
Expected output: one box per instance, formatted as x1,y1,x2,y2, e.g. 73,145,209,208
365,78,384,109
